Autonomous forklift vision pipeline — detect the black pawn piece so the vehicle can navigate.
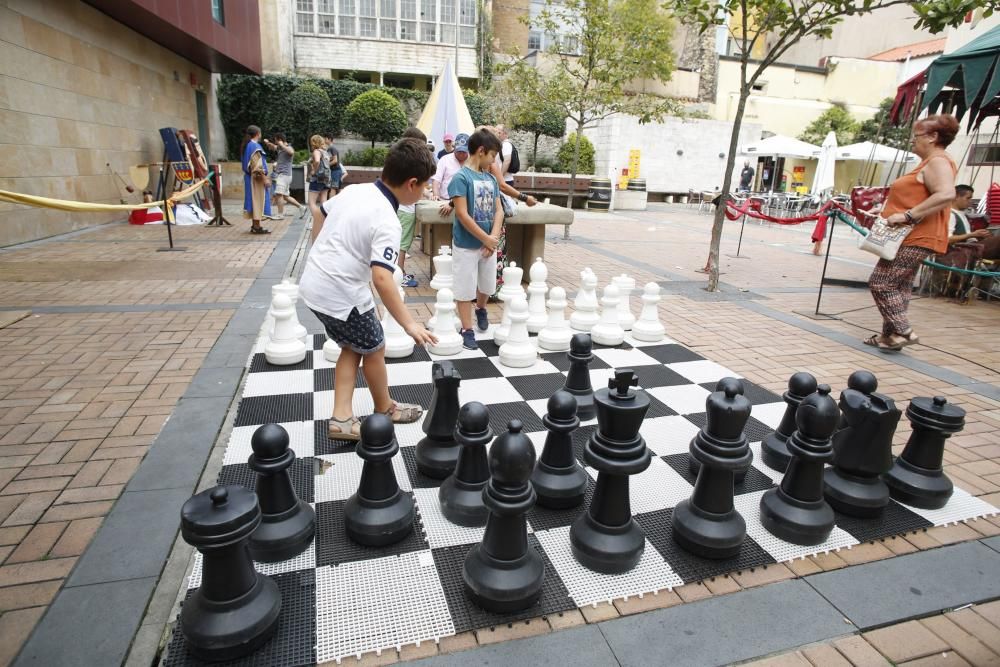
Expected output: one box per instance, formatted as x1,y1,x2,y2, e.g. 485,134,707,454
884,396,965,509
673,378,752,558
463,420,544,613
762,372,818,472
689,378,754,482
847,370,878,396
532,391,588,509
180,486,281,662
416,361,463,478
570,369,653,573
439,402,494,526
824,386,900,517
248,424,316,562
345,413,415,545
760,385,840,545
562,334,596,421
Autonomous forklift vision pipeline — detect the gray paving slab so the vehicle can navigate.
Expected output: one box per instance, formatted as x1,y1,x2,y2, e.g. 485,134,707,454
806,541,1000,629
13,577,158,667
598,580,851,667
983,536,1000,554
408,625,617,667
182,366,245,399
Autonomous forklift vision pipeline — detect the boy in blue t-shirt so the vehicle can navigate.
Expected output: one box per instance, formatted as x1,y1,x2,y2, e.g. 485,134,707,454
447,129,504,350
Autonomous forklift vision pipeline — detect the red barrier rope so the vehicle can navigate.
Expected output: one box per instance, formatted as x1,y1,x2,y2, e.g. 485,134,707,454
722,198,864,243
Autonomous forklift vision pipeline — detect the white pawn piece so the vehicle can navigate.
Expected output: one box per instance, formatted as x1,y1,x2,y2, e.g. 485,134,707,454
265,294,307,365
323,338,341,362
590,284,625,346
493,262,525,345
383,267,414,358
499,297,536,368
569,268,600,332
429,246,453,292
526,257,549,334
611,274,636,331
537,286,572,352
631,282,666,342
428,288,463,356
263,280,308,346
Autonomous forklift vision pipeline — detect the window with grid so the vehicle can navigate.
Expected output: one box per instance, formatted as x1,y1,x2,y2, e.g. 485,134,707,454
420,0,437,41
316,0,335,33
211,0,225,24
339,0,356,34
528,30,541,49
970,144,1000,165
358,0,377,36
296,0,314,32
379,0,397,38
400,0,417,39
459,0,476,45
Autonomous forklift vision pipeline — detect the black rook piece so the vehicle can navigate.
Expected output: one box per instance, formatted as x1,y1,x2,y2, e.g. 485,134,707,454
248,423,316,562
759,385,840,545
439,402,494,526
762,372,818,472
884,396,965,509
416,361,463,478
532,391,588,509
345,414,415,545
570,369,652,573
463,420,544,613
180,486,281,662
673,378,752,559
689,378,754,482
562,334,596,421
824,384,900,517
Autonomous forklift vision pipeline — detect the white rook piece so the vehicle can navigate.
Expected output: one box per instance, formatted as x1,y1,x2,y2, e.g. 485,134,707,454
428,288,463,356
611,274,636,331
383,267,414,358
499,297,536,368
537,286,572,351
570,268,600,332
591,284,625,346
265,293,307,365
526,257,549,334
494,262,525,345
631,282,665,342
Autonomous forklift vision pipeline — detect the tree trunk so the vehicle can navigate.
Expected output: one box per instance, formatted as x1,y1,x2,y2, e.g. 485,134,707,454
707,90,750,292
533,132,541,169
566,132,582,210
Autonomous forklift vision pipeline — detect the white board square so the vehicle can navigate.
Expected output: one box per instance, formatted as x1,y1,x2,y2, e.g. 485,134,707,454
243,370,314,397
640,416,700,457
666,360,742,384
459,377,523,405
646,384,711,416
224,420,315,465
592,348,659,369
751,402,787,430
386,361,436,387
734,490,859,562
315,452,412,502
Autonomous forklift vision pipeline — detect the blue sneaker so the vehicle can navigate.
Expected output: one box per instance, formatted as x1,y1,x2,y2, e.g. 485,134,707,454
475,307,489,332
461,328,478,350
402,274,418,288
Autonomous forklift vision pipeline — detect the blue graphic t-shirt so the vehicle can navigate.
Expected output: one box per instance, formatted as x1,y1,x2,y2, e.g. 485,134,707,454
448,166,499,249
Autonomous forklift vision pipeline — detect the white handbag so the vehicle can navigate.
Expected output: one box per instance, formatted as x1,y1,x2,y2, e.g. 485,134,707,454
857,216,912,261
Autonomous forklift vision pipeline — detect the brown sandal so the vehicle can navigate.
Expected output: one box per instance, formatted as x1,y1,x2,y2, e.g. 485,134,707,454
896,329,919,347
863,334,902,351
328,416,361,441
384,402,423,424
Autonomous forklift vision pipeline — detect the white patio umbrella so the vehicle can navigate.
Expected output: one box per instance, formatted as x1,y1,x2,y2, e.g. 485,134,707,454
416,61,475,153
739,135,821,159
811,131,837,196
837,141,917,163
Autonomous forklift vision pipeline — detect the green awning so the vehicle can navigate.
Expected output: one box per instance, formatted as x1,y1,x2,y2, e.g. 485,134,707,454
921,24,1000,119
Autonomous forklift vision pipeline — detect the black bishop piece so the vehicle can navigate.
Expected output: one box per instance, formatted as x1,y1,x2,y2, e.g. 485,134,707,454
248,423,316,562
673,377,752,559
532,391,588,509
762,372,818,472
562,333,596,421
884,396,965,509
180,486,281,662
689,378,754,482
439,401,493,526
416,361,463,478
462,420,544,613
570,369,652,573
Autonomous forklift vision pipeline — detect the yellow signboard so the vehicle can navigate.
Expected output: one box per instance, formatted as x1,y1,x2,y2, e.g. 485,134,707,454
628,150,641,179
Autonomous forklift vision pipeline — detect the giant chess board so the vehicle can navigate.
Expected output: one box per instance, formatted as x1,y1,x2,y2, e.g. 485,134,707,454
164,327,998,666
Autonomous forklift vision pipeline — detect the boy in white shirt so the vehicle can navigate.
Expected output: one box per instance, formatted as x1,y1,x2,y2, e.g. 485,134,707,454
299,139,438,440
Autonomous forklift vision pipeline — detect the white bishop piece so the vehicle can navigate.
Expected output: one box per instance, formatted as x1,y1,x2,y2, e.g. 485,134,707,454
631,282,666,342
498,297,536,368
591,284,625,346
526,257,549,334
427,246,454,330
428,288,462,356
493,262,525,345
537,286,572,352
265,294,307,365
383,267,414,358
569,268,600,332
611,274,636,331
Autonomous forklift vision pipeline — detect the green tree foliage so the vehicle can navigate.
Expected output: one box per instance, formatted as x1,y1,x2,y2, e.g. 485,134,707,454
464,89,495,127
343,90,409,148
513,101,567,167
855,97,912,150
282,81,334,149
798,104,858,146
556,134,595,174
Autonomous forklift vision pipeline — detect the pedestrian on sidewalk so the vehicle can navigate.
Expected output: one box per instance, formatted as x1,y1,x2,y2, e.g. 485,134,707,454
240,125,271,234
307,134,332,241
262,132,304,217
397,127,430,287
322,132,345,198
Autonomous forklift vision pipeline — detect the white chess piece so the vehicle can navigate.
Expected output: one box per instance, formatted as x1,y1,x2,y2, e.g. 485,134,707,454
611,274,636,331
570,268,600,332
591,284,625,346
499,297,536,368
427,246,454,330
383,267,414,358
323,337,341,362
631,282,666,342
428,288,463,356
526,257,549,334
265,293,307,365
537,286,572,352
493,262,525,344
264,279,308,345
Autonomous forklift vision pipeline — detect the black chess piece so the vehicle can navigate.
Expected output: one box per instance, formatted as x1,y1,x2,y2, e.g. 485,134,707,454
689,378,754,482
884,396,965,509
416,361,463,479
824,383,900,517
562,334,596,421
462,419,544,613
439,402,493,526
180,486,281,662
759,385,840,545
761,372,818,472
345,413,415,545
673,377,752,558
247,423,316,562
532,391,588,509
835,370,879,432
570,369,652,573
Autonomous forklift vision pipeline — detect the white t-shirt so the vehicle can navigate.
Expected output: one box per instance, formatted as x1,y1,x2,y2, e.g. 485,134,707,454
501,140,515,183
299,182,401,320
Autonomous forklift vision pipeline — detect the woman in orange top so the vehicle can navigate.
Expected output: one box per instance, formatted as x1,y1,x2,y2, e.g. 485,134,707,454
865,114,958,351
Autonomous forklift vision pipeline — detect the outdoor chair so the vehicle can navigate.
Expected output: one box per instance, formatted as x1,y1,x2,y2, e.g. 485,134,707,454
687,190,702,208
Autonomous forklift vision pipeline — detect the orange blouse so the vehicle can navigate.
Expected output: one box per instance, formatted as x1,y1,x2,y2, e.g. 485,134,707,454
882,154,957,255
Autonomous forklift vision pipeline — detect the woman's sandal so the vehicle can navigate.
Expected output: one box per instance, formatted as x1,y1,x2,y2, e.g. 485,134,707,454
328,416,361,441
384,402,423,424
863,334,902,351
250,225,271,234
896,329,920,347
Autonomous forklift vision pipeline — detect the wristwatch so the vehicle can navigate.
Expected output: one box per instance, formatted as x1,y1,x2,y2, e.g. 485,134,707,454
517,192,528,202
904,210,915,224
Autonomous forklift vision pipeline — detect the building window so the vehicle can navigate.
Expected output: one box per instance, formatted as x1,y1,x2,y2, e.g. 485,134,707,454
317,0,336,33
400,20,417,40
459,0,476,45
970,143,1000,165
296,0,475,43
211,0,225,24
528,0,580,53
296,0,315,32
528,30,541,50
380,0,396,37
339,0,356,34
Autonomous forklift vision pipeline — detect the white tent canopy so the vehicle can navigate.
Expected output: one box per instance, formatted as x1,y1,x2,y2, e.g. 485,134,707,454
416,61,475,152
739,135,820,159
836,141,917,163
811,131,837,196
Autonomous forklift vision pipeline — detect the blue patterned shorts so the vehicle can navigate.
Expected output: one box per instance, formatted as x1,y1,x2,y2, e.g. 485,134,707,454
311,307,385,355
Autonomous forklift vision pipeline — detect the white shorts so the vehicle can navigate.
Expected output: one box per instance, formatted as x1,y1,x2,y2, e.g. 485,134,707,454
273,173,292,196
451,245,497,301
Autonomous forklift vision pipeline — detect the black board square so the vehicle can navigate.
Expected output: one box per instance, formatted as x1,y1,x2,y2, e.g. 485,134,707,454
660,454,775,495
313,367,367,392
699,381,782,406
217,458,316,504
385,346,432,364
645,393,679,418
313,419,364,456
507,373,569,401
683,413,773,444
486,402,545,435
539,351,611,372
477,340,501,358
834,500,933,544
631,364,690,390
389,383,436,410
449,357,504,380
399,446,445,489
635,508,777,584
249,352,313,373
526,477,594,532
314,497,428,566
640,344,705,364
313,334,328,350
570,425,599,463
234,394,313,427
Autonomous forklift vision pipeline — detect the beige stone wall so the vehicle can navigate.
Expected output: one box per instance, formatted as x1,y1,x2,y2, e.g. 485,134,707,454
0,0,209,247
492,0,529,55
